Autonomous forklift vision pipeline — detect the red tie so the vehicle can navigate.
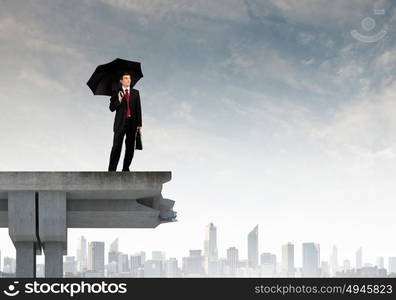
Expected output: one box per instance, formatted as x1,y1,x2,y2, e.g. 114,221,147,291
125,88,131,117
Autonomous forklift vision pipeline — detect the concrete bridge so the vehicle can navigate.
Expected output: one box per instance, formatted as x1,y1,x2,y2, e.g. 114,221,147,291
0,171,176,277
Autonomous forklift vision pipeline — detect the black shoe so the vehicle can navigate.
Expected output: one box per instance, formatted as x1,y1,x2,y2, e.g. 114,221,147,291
122,168,130,172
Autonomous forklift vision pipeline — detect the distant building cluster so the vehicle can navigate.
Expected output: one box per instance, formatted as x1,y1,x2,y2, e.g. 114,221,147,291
1,223,396,277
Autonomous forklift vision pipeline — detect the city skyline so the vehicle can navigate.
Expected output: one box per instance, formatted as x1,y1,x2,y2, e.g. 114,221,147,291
0,225,394,271
1,0,396,270
1,223,395,277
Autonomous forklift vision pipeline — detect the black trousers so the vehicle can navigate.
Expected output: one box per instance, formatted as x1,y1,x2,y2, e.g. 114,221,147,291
108,117,137,171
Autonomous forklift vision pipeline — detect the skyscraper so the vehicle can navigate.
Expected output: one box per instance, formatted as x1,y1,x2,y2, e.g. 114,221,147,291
204,223,218,259
260,253,277,276
203,223,218,274
282,242,294,277
3,257,16,274
182,250,205,276
320,261,330,277
108,238,120,274
165,258,179,277
110,238,119,252
138,251,146,264
248,225,258,269
330,245,338,277
76,236,87,273
144,260,162,277
63,256,77,276
356,247,363,270
88,241,105,276
152,251,166,261
119,253,130,273
150,251,166,277
260,253,276,265
226,247,239,276
376,257,384,269
343,259,351,272
130,253,144,277
388,257,396,275
302,243,320,277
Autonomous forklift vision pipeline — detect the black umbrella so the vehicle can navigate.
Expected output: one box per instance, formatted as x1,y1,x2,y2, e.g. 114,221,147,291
87,58,143,96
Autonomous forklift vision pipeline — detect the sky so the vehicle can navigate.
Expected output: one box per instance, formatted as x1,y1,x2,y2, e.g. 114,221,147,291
1,0,396,269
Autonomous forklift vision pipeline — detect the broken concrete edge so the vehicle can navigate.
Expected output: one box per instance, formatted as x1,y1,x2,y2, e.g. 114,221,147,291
0,171,172,191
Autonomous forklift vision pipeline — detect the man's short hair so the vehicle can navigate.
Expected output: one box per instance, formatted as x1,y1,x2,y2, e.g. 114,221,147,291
119,72,132,80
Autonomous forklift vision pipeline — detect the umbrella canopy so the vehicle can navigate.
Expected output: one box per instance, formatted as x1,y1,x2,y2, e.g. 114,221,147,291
87,58,143,96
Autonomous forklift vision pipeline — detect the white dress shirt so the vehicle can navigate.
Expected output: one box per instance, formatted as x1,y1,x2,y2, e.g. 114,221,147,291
122,86,130,94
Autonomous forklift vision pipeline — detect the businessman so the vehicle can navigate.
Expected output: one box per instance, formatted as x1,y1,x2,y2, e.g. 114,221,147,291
108,72,142,171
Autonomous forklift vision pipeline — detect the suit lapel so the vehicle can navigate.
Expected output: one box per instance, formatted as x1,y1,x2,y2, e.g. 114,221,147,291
129,88,134,111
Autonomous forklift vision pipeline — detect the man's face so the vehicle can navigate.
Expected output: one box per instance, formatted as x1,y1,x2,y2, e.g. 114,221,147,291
119,75,131,87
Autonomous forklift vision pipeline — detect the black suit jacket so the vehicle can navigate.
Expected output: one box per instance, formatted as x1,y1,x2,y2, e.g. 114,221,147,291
109,87,142,133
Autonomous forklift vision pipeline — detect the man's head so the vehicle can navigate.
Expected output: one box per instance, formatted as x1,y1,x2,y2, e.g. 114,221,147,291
119,72,132,88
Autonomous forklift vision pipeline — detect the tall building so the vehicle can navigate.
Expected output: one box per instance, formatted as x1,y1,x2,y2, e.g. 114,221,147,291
343,259,351,272
302,243,320,277
389,257,396,275
151,251,166,276
138,251,146,264
152,251,166,261
282,242,294,277
226,247,239,276
119,253,130,273
88,241,105,276
144,260,162,277
214,258,226,276
261,253,276,265
203,223,218,275
356,247,363,270
330,245,338,277
76,236,88,273
248,225,258,269
376,257,384,269
204,223,218,259
110,238,119,252
108,238,120,274
182,250,205,276
3,257,16,274
130,253,144,277
63,256,77,276
321,261,330,277
260,253,277,276
165,258,179,277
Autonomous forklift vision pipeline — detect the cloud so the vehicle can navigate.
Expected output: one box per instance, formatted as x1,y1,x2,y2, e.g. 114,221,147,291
100,0,250,23
374,48,396,72
313,79,396,165
221,43,334,96
267,0,391,26
336,62,364,79
174,101,193,122
297,32,315,45
18,69,70,94
301,58,315,65
215,72,396,180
